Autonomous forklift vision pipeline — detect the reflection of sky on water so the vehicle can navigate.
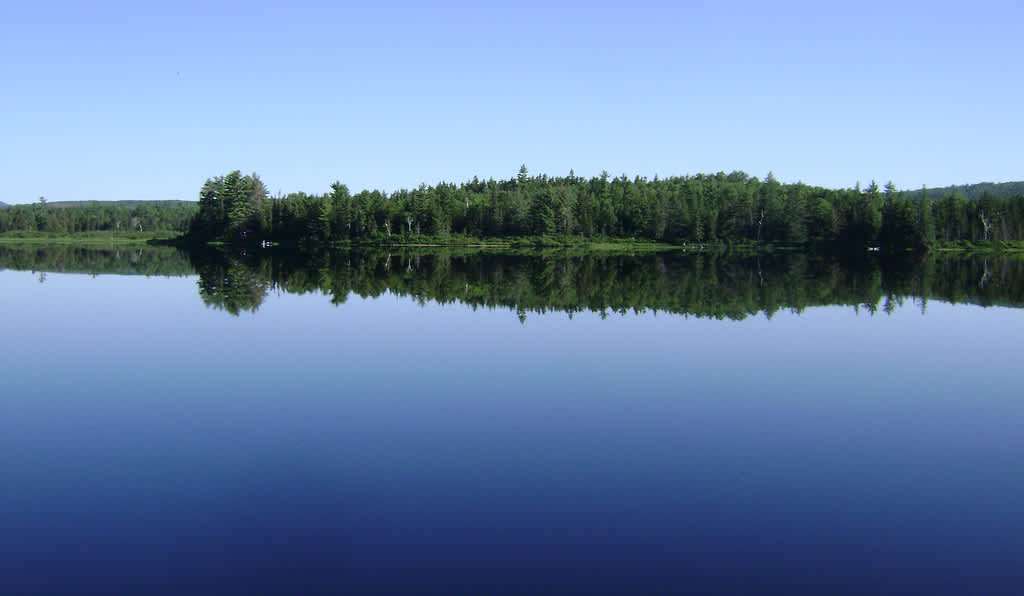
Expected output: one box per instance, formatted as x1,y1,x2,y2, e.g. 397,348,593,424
1,270,1023,592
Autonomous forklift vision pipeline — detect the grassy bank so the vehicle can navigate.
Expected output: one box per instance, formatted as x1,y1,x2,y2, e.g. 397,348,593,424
0,231,182,246
931,240,1024,255
322,234,679,251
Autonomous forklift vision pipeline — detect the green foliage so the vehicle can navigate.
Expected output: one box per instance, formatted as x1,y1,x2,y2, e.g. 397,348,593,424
904,180,1024,201
0,201,197,235
0,231,179,246
191,171,268,242
183,170,1024,251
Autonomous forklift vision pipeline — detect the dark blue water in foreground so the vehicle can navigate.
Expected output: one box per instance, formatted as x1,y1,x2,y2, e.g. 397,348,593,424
2,269,1023,593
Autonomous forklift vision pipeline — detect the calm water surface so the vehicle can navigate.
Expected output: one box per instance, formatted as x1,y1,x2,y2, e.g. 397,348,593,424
1,252,1023,593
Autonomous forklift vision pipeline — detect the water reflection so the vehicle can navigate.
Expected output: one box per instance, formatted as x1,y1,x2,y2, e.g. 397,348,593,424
3,244,1023,593
189,247,1024,319
2,244,1022,319
0,244,192,277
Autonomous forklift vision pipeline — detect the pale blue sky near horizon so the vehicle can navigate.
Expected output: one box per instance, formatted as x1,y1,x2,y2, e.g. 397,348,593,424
1,0,1020,204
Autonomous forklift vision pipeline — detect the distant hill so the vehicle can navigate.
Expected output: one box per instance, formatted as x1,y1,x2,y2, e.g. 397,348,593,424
904,181,1024,200
43,199,197,209
0,199,195,208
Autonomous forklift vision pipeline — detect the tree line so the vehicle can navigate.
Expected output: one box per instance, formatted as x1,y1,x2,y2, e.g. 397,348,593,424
903,180,1024,202
0,200,197,235
187,168,1024,250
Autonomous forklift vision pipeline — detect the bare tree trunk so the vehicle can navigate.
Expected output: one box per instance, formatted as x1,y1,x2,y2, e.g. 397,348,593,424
980,211,992,241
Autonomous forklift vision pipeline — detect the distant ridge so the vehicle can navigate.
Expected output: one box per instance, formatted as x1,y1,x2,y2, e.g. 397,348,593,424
0,199,194,208
905,181,1024,200
43,199,196,209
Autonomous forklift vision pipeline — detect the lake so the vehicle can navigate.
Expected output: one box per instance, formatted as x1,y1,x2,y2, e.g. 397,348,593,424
2,246,1023,593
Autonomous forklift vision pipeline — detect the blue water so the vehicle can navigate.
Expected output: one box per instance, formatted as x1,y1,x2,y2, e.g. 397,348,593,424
2,270,1023,593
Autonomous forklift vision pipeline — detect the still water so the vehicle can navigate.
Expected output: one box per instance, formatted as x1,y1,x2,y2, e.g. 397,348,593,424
1,248,1023,593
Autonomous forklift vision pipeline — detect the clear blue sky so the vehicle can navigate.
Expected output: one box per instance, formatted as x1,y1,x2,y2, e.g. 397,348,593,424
2,0,1021,204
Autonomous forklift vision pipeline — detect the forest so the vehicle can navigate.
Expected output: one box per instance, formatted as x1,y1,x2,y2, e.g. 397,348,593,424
0,199,196,235
903,180,1024,201
186,168,1024,250
5,170,1024,252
